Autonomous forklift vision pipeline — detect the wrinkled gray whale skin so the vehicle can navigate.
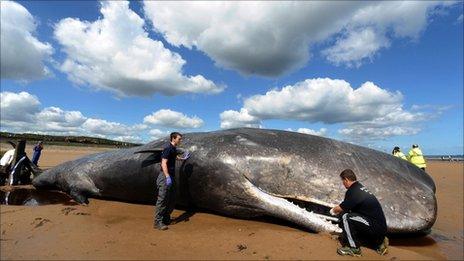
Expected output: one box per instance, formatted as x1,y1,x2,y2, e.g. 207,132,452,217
32,128,436,233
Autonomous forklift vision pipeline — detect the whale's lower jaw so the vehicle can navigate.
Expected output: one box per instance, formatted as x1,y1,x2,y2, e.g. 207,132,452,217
243,180,341,233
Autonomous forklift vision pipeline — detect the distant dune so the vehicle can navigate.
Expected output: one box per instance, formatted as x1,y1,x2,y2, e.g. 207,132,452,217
0,131,141,149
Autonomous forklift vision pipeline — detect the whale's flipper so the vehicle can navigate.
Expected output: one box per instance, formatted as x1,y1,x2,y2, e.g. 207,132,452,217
70,188,89,204
68,177,101,205
141,154,162,168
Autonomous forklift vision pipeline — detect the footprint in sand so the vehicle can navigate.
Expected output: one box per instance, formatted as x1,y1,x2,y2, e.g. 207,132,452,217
31,217,51,228
74,212,91,216
61,207,90,216
61,207,77,215
236,244,247,252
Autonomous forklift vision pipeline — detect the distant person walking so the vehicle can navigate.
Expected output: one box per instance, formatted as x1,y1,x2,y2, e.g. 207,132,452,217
408,144,426,171
154,132,190,230
392,146,407,160
31,141,44,166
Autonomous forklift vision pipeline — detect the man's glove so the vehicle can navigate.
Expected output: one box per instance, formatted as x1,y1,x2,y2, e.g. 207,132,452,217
329,208,337,216
181,151,191,160
166,176,172,186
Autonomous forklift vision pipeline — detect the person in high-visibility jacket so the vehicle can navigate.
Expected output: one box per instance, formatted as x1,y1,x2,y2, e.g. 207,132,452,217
392,146,407,160
408,144,426,170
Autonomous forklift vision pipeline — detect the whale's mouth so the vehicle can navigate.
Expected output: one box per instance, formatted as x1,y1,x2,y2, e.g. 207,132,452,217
283,197,340,224
243,179,341,233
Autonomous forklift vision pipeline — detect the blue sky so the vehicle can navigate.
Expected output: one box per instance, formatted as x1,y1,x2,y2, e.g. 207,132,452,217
1,1,462,155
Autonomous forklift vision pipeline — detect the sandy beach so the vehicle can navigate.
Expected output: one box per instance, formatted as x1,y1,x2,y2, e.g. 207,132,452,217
1,145,463,260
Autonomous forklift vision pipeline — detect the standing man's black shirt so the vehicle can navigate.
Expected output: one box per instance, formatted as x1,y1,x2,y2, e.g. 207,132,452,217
340,181,387,233
161,143,177,175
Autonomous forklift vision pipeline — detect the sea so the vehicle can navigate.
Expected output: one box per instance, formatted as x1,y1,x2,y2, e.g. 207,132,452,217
425,155,464,161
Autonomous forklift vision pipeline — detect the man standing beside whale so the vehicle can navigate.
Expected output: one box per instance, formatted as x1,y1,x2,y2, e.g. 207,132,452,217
154,132,187,230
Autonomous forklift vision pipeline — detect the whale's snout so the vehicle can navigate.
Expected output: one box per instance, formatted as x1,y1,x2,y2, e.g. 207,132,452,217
384,188,437,233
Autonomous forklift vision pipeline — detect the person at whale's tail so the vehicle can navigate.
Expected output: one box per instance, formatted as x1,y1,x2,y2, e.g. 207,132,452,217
330,169,389,257
154,132,189,230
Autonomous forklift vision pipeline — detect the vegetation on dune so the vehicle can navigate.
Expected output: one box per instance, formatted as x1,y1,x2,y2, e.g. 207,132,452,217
0,132,141,149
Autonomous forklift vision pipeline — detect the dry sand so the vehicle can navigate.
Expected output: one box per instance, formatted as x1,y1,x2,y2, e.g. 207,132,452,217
1,145,463,260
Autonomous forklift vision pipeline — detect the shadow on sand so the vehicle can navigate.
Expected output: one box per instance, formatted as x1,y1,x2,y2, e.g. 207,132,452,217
0,186,77,206
173,209,196,224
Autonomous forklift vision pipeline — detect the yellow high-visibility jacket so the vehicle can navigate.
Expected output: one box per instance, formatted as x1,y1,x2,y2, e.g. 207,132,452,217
393,151,407,160
408,148,426,169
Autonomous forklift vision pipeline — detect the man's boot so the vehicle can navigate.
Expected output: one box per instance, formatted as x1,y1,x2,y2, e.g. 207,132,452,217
337,246,362,256
154,222,168,230
376,237,389,255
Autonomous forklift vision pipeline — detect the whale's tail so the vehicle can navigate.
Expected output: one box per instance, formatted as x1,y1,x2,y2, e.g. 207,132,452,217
32,168,58,190
33,168,100,204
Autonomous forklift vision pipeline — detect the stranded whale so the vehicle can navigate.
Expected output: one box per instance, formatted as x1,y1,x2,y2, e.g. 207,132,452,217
32,128,436,233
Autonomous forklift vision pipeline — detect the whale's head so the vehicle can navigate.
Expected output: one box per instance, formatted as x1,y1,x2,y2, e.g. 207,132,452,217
180,128,437,233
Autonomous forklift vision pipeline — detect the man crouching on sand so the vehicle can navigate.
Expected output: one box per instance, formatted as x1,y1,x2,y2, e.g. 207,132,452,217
330,169,389,256
154,132,189,230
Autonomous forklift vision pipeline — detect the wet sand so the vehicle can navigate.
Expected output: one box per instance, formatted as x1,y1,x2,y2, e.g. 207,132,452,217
1,145,463,260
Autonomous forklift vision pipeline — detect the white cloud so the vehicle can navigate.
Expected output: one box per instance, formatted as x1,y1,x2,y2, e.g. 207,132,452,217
321,1,452,66
0,91,41,122
113,135,143,144
338,126,421,141
144,1,359,76
144,1,451,76
143,109,204,129
33,107,87,133
0,92,88,134
54,1,223,97
288,128,327,136
322,27,390,67
221,77,432,140
241,78,403,124
148,129,170,140
220,108,262,129
0,91,151,143
338,105,430,141
458,14,463,23
131,124,149,131
0,1,53,80
81,118,133,136
37,107,87,127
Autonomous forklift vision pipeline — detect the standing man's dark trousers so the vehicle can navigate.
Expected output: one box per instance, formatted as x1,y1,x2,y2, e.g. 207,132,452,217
341,213,385,249
154,173,176,226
